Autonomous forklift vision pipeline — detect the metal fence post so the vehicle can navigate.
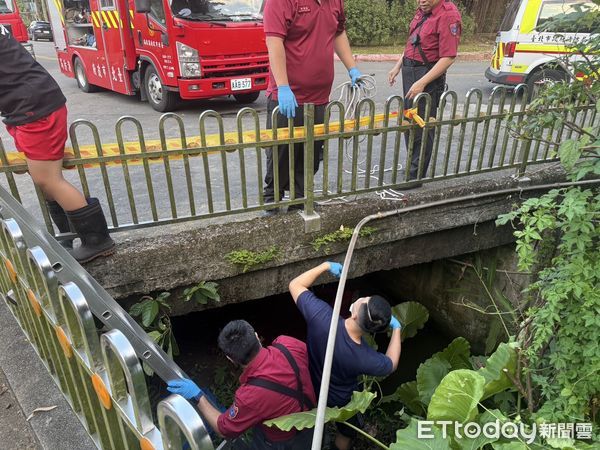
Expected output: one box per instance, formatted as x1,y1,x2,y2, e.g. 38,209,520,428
517,137,532,178
301,103,321,233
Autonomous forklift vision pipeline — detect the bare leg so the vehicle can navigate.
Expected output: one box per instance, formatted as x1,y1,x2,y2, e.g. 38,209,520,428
26,159,86,211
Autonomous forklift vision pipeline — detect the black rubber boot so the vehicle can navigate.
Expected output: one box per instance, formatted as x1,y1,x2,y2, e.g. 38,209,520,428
66,198,115,263
46,200,74,249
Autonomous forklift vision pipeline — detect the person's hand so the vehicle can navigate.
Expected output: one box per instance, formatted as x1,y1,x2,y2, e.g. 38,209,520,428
348,67,363,87
390,316,402,330
327,262,343,278
167,379,203,401
277,85,298,119
406,79,427,99
388,64,401,86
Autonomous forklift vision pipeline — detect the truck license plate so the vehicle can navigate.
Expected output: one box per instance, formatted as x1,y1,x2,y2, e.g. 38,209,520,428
231,78,251,91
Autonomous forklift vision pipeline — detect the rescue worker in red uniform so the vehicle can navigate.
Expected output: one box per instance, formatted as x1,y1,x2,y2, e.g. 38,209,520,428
168,320,316,449
262,0,363,214
0,24,114,262
388,0,462,184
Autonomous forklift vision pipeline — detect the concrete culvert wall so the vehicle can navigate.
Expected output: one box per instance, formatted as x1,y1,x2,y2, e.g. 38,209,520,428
85,168,577,314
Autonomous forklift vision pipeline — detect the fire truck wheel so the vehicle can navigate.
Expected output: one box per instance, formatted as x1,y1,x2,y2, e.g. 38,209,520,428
526,68,567,101
144,66,178,112
74,57,99,93
234,92,260,104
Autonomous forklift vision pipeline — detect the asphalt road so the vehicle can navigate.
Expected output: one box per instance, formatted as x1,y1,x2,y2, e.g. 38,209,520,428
1,41,520,229
0,41,498,148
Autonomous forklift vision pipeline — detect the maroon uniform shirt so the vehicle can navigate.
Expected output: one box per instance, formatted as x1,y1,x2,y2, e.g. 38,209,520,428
404,0,462,63
263,0,346,105
216,336,316,442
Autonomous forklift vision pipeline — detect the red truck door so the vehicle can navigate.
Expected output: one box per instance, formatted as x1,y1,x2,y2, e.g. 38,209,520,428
97,0,131,94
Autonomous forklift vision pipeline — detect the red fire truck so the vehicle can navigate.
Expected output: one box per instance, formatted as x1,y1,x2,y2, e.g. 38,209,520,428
46,0,268,111
1,0,29,42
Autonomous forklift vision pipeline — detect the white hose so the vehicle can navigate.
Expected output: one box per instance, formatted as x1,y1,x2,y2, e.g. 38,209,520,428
321,75,406,203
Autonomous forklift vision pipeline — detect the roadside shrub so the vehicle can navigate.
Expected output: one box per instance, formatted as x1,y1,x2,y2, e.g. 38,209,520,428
345,0,392,46
456,3,476,39
388,0,417,43
346,0,476,46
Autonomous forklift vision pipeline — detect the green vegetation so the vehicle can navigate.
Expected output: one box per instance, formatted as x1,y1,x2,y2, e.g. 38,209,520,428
129,292,178,376
183,281,220,306
345,0,475,47
225,246,281,273
311,225,377,252
497,1,600,425
268,7,600,441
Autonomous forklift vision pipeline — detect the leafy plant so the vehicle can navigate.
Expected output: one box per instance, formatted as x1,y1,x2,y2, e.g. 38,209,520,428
311,225,377,252
129,292,179,376
183,281,220,305
225,246,280,273
391,301,429,340
212,364,240,408
264,390,376,431
265,390,387,449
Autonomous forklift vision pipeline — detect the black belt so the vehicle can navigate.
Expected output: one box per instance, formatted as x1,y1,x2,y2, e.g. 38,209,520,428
403,57,438,68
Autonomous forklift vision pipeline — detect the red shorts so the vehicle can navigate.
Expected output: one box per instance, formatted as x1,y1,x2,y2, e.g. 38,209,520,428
5,105,68,161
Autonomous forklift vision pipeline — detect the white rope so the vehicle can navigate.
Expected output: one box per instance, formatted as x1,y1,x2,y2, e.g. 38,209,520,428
321,75,407,203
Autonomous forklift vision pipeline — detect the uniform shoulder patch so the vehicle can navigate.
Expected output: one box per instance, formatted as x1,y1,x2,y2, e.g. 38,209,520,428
228,404,239,419
450,22,461,36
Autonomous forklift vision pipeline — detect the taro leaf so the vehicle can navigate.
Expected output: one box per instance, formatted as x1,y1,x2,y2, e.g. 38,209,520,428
263,390,375,431
454,409,509,450
417,355,452,405
392,302,429,340
492,444,528,450
434,337,472,370
427,370,486,424
477,342,518,400
390,418,452,450
383,381,427,417
142,300,159,327
455,433,500,450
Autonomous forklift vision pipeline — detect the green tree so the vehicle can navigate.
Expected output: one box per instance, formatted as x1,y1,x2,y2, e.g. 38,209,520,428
498,0,600,424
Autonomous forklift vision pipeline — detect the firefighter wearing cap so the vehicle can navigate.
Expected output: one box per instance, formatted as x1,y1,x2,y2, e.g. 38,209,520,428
388,0,462,183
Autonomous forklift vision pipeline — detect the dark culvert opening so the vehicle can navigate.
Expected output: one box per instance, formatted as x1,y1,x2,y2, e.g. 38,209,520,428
141,270,456,448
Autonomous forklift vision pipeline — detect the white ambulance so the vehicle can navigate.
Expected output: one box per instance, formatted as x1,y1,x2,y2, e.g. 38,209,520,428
485,0,599,97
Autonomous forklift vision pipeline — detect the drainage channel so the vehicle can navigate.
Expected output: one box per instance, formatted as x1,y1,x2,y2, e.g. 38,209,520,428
142,273,454,449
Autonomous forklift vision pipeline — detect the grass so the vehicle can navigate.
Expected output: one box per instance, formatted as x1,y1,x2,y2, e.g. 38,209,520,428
352,35,496,55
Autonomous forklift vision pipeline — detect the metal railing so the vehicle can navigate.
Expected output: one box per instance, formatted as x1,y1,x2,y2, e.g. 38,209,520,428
0,185,214,450
0,85,597,238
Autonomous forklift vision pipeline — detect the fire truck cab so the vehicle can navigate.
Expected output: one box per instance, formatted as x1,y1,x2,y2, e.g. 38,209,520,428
47,0,269,111
0,0,29,42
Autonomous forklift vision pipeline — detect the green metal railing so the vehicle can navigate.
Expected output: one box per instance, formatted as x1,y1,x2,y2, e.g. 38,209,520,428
0,85,597,238
0,186,214,450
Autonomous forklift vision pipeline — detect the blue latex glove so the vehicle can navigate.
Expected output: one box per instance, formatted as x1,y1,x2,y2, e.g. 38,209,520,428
390,316,402,330
327,262,343,278
167,379,203,401
277,85,298,119
348,67,363,87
